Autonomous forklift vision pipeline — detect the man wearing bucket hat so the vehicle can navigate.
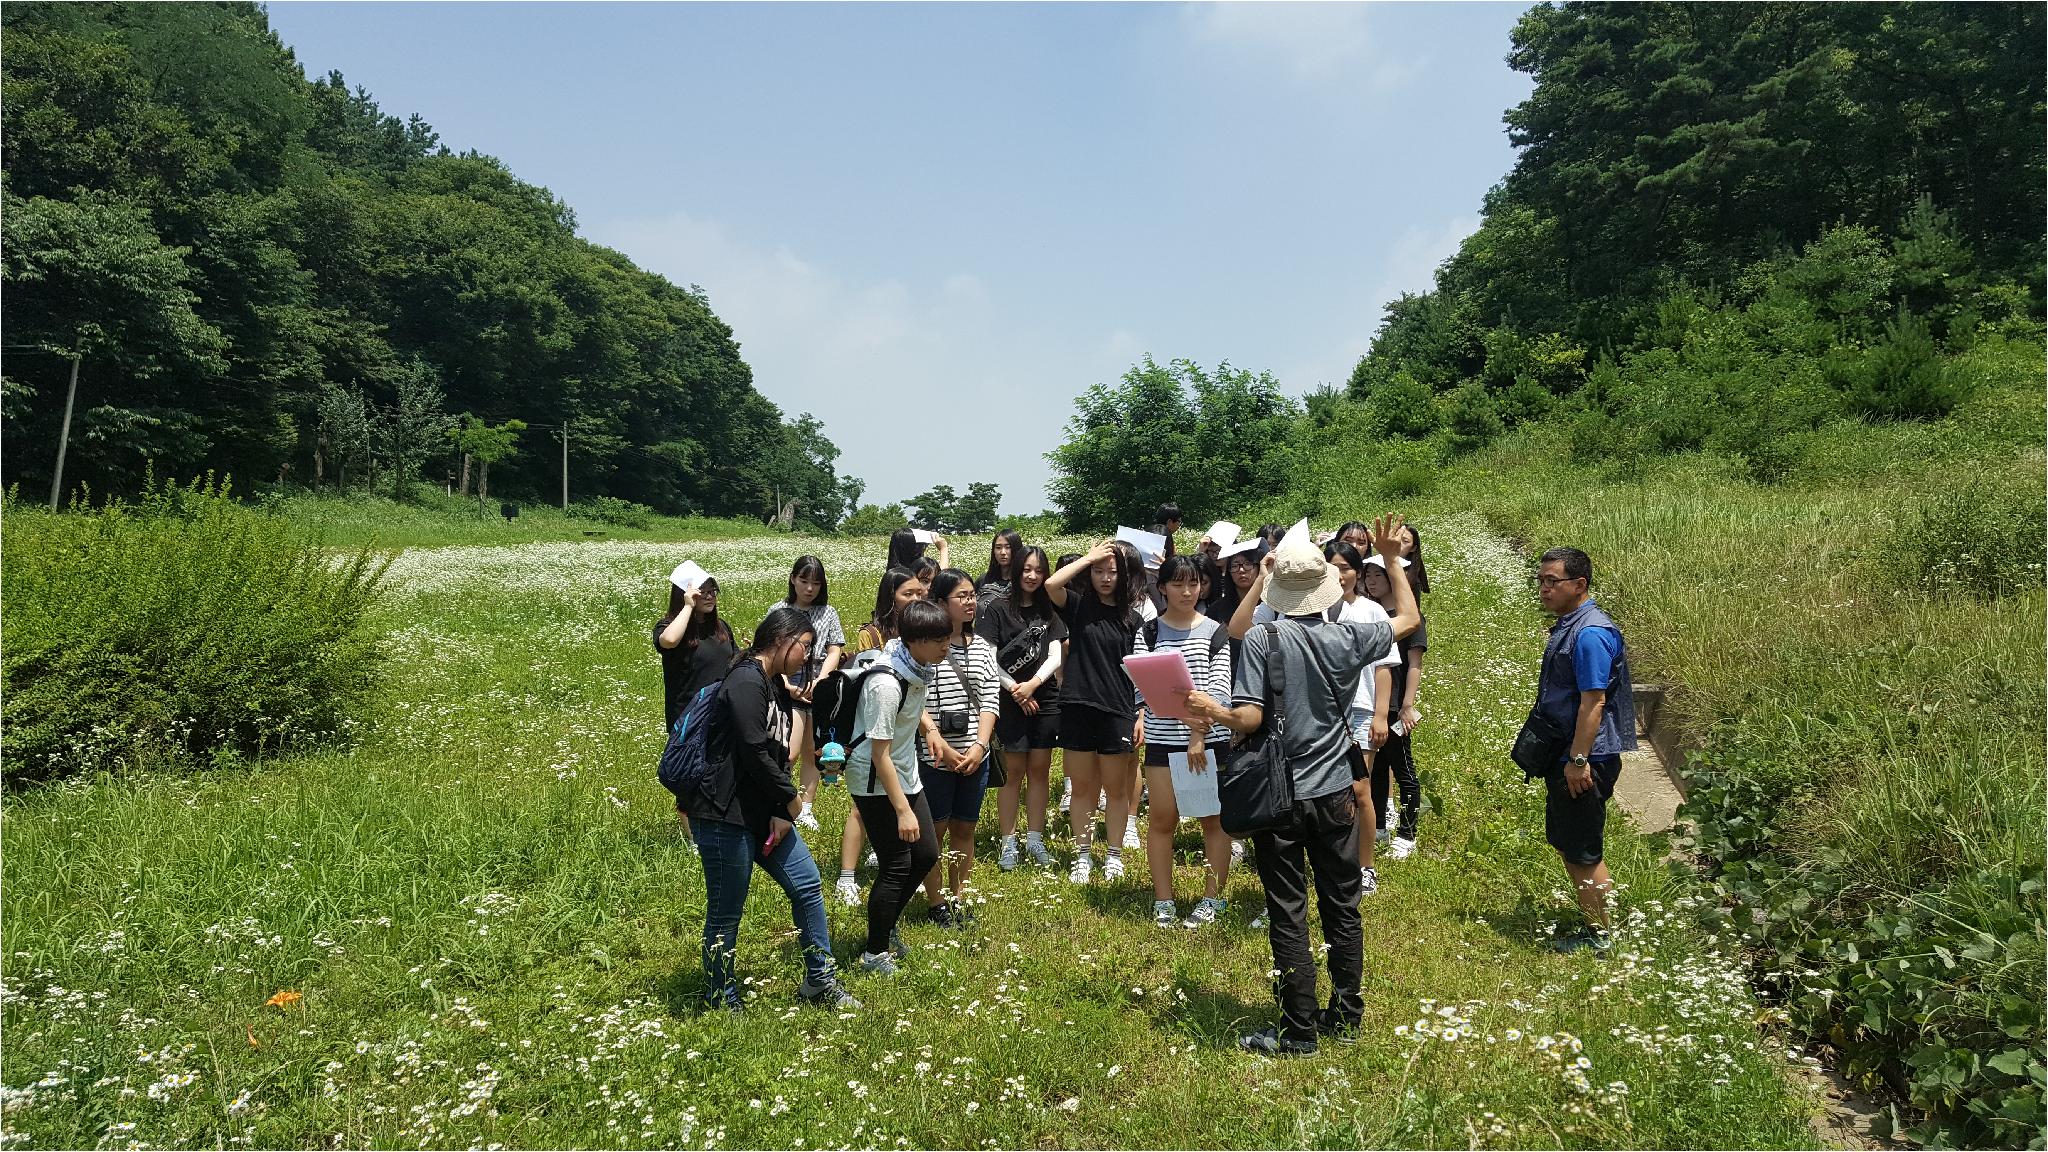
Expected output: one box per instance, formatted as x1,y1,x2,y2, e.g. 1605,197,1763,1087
1185,513,1421,1056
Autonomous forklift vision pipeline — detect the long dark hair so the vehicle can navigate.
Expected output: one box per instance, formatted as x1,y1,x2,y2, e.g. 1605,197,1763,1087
869,566,922,639
1254,523,1284,547
660,577,728,647
1102,540,1144,630
1334,520,1373,547
1401,524,1432,594
1323,540,1368,600
1189,552,1222,611
1011,545,1055,621
786,554,829,607
981,529,1023,589
733,605,816,672
886,529,927,572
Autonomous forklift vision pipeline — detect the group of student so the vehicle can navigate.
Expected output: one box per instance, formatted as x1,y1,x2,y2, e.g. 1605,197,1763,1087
652,506,1433,1035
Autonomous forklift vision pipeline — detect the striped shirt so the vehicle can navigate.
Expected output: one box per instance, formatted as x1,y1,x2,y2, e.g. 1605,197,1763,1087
921,636,1002,754
1132,614,1233,748
778,600,845,684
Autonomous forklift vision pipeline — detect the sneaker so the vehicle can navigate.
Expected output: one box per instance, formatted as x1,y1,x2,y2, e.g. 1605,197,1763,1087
1230,839,1246,864
998,837,1020,872
1069,855,1093,885
1315,1007,1361,1046
797,979,860,1010
1153,899,1178,927
1123,816,1141,850
859,951,899,976
795,804,819,832
1060,778,1073,812
1375,827,1391,847
1103,854,1126,882
1024,836,1055,868
1386,835,1416,861
834,875,861,907
888,927,907,960
1553,929,1612,956
1249,912,1268,930
1238,1028,1317,1057
926,903,955,929
1360,866,1379,896
865,848,879,869
1184,896,1226,927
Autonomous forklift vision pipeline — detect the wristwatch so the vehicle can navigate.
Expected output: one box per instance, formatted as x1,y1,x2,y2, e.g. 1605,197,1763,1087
1570,753,1590,768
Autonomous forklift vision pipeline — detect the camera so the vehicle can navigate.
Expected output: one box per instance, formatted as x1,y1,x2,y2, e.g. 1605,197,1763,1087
937,710,971,738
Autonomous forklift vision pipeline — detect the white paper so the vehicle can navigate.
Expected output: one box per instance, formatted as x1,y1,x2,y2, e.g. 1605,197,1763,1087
1204,521,1241,549
1219,536,1264,559
669,560,710,592
1167,751,1222,819
1115,525,1169,569
912,528,938,545
1277,517,1312,554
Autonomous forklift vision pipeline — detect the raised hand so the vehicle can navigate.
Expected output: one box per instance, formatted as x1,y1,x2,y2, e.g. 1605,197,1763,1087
1371,513,1407,558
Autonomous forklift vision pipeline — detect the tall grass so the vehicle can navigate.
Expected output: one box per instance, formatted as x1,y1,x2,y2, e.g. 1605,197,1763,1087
2,478,389,784
269,487,774,550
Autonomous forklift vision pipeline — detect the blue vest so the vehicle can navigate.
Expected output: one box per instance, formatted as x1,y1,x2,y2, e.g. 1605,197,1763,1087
1537,599,1637,760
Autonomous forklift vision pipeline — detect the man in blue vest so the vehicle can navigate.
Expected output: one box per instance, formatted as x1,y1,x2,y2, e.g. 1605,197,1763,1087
1533,546,1637,954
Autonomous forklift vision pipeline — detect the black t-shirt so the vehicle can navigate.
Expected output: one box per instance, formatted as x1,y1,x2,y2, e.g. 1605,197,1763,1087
1389,613,1428,711
1058,592,1139,721
655,619,736,729
692,657,798,842
976,593,1068,717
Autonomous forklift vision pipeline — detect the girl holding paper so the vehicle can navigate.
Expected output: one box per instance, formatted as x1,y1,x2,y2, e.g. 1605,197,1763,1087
1131,556,1237,928
657,574,736,837
1044,540,1144,885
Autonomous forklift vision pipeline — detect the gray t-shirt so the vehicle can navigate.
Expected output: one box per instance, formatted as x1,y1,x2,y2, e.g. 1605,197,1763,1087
846,669,926,798
1232,616,1396,801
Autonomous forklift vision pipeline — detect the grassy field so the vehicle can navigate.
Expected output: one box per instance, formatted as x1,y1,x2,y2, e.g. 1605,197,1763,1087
0,516,1825,1149
268,489,775,550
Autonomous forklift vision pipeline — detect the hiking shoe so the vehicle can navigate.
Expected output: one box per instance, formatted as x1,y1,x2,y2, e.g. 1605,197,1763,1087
1184,897,1226,927
1360,866,1379,896
1153,900,1179,927
1552,929,1612,956
1238,1028,1317,1057
1123,817,1141,850
1103,854,1126,882
1315,1008,1361,1046
926,903,955,929
997,837,1020,871
1024,836,1055,868
795,804,819,832
1069,855,1093,885
798,980,860,1010
834,875,861,907
1386,835,1416,861
859,951,899,976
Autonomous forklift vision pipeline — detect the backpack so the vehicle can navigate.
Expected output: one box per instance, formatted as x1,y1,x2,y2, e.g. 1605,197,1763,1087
1142,616,1231,662
808,663,908,755
656,680,725,802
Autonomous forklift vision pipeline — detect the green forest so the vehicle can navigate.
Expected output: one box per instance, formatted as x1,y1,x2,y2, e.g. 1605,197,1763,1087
0,1,863,530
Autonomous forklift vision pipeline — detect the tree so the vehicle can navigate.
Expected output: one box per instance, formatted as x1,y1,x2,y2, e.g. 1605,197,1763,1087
908,485,960,533
1045,357,1201,531
447,413,526,503
377,359,452,499
315,384,372,488
952,483,1001,533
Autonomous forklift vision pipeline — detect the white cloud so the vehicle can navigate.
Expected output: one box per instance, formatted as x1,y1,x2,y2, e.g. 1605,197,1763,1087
1181,1,1418,87
584,209,1123,514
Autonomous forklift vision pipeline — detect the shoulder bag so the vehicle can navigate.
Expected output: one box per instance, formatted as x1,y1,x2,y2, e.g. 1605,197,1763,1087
1217,622,1296,838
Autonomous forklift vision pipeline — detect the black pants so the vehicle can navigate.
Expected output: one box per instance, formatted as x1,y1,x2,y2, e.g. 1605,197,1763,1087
1251,788,1363,1044
1371,728,1421,840
852,791,940,956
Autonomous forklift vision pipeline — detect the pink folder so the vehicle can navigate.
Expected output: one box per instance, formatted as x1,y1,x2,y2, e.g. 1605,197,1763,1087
1123,651,1196,721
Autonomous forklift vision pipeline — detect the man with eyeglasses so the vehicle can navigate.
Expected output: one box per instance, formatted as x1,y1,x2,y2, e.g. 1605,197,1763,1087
1532,546,1638,954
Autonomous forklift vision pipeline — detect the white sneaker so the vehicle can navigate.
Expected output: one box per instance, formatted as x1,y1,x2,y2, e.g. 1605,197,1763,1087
1024,836,1054,868
1153,900,1178,927
1249,912,1267,930
1386,836,1416,860
1123,816,1140,850
1360,866,1379,896
997,837,1020,872
834,875,861,906
1184,896,1225,927
1060,778,1073,812
795,804,819,832
1230,839,1246,863
1103,854,1125,882
1069,855,1093,885
865,848,879,869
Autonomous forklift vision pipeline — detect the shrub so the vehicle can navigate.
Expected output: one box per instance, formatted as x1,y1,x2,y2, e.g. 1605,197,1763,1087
1,478,388,784
838,502,907,537
1440,379,1504,454
1895,472,2047,599
1844,310,1969,419
571,495,654,530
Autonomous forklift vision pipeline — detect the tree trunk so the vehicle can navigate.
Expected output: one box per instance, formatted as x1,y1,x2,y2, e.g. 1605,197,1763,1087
479,460,491,503
314,438,326,487
459,452,471,497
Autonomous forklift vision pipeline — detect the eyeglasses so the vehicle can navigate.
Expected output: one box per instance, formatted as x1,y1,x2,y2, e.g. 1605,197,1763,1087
1536,575,1582,589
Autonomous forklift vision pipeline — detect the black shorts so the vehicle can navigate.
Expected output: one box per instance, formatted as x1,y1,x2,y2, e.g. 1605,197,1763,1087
1059,706,1135,756
1544,757,1622,866
997,707,1061,753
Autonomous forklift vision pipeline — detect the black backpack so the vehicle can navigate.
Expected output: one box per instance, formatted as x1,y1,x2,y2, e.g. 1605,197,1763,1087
1142,616,1231,662
809,661,909,754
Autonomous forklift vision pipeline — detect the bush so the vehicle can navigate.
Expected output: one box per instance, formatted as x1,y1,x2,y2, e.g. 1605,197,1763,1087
1,478,388,784
1845,310,1969,419
570,495,655,530
1896,472,2047,599
838,502,907,537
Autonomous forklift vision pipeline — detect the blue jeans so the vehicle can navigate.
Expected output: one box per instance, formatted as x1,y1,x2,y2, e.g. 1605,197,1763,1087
690,819,837,1007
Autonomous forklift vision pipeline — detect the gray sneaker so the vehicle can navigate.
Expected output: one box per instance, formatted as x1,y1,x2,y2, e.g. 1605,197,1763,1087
797,979,861,1010
1024,837,1055,868
859,951,899,975
1184,896,1226,927
1153,899,1178,927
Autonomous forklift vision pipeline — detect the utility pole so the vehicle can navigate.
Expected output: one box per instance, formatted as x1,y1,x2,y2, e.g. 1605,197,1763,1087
560,420,568,510
48,353,80,510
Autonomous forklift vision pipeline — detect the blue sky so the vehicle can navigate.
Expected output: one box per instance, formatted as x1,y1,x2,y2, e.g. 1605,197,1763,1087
266,1,1535,513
